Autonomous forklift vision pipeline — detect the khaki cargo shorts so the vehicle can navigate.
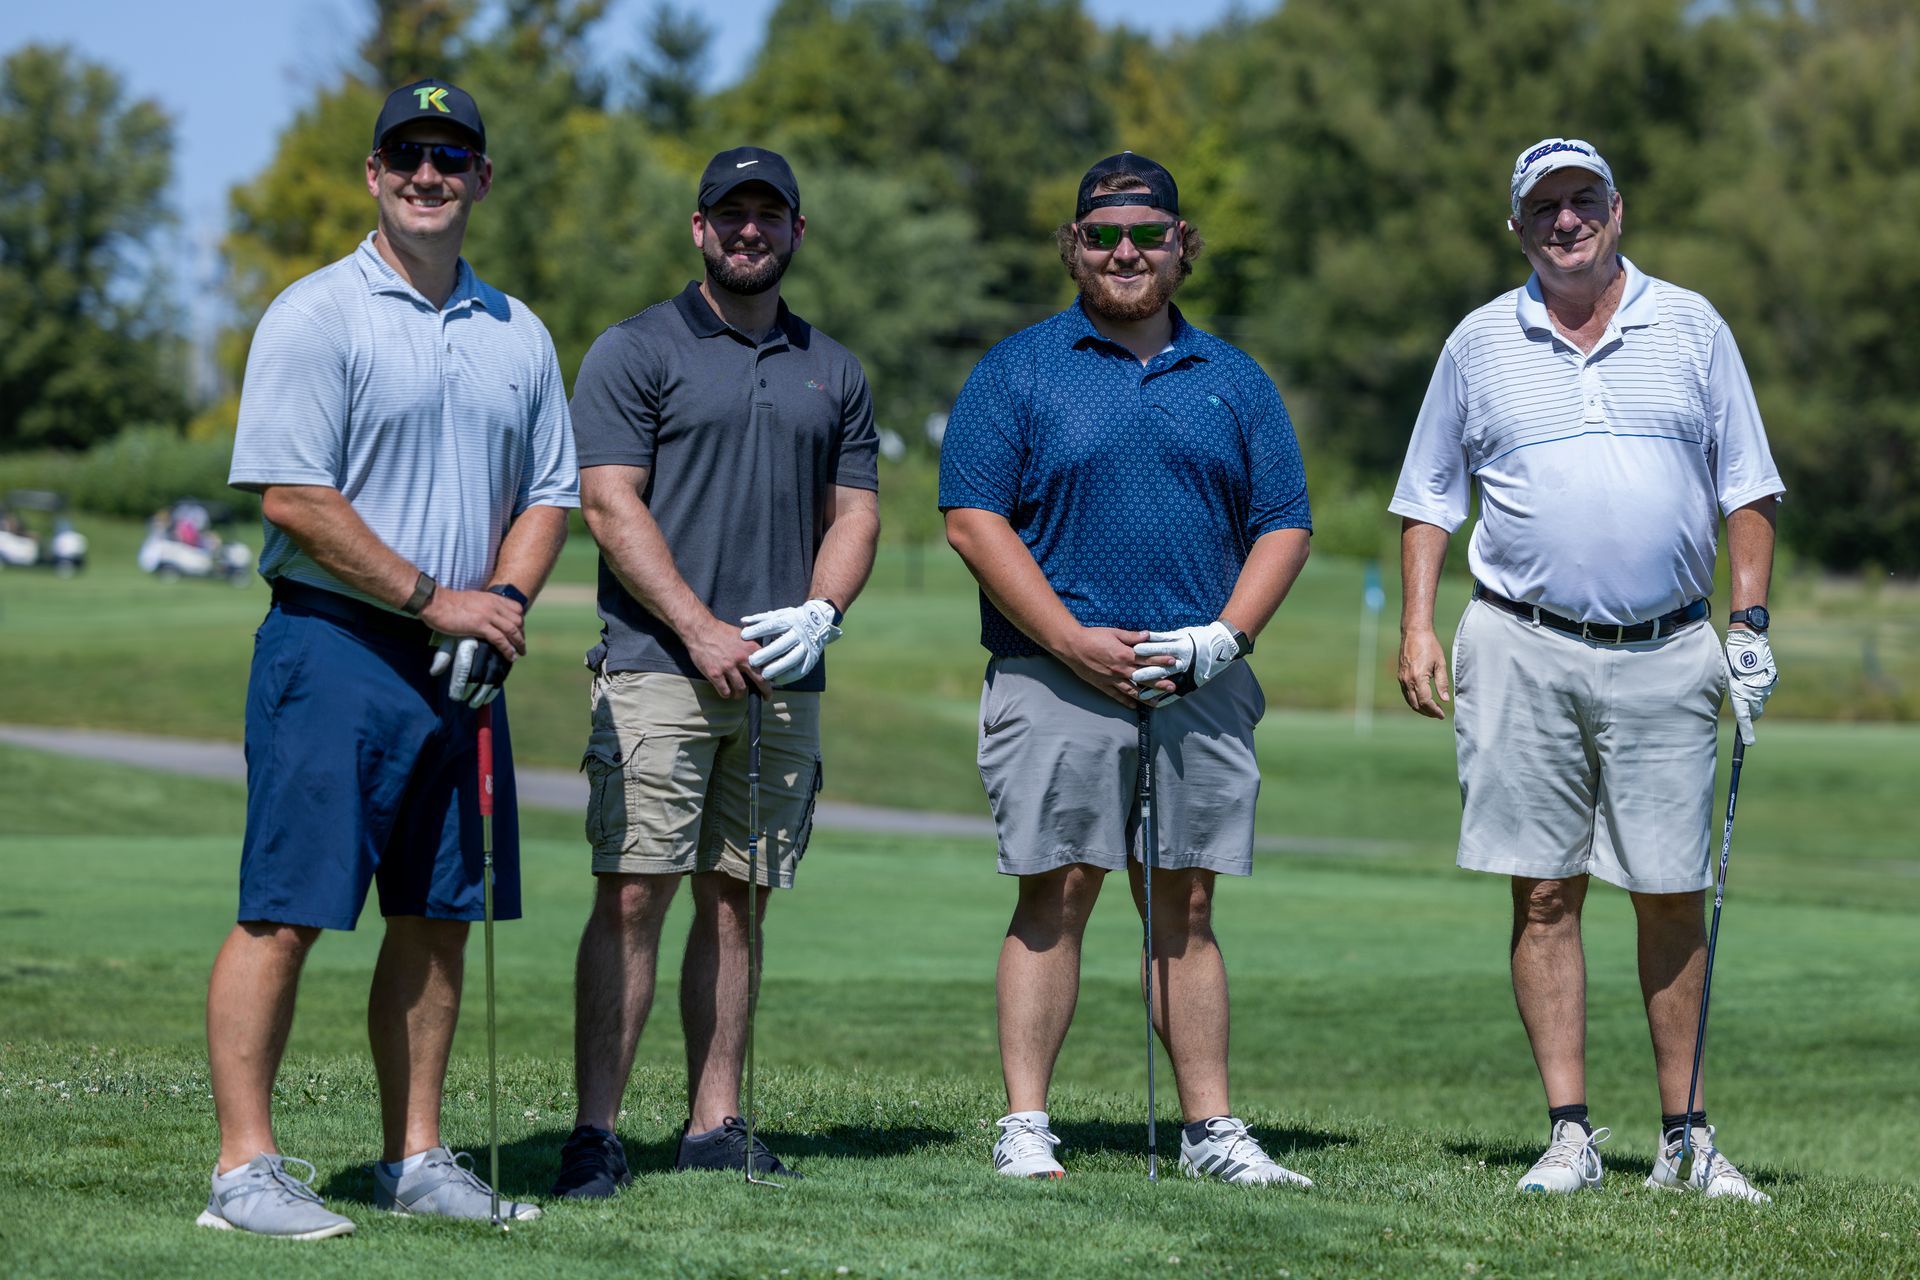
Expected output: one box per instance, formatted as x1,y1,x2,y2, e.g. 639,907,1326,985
582,671,821,887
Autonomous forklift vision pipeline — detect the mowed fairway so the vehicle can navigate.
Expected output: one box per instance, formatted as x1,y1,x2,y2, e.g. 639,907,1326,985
3,719,1917,1278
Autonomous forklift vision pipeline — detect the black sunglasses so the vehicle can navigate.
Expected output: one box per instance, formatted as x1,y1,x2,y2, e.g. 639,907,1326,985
377,141,480,175
1078,221,1176,251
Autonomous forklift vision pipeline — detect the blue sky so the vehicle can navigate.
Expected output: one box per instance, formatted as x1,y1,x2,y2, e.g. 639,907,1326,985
8,0,1256,237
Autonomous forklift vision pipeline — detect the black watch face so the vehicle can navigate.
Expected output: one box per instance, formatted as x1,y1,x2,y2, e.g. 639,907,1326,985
1739,605,1770,632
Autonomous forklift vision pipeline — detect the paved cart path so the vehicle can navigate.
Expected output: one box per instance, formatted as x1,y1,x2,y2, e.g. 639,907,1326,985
0,724,1408,856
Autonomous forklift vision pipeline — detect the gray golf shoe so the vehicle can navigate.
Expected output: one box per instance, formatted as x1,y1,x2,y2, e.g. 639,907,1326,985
195,1153,356,1239
373,1147,542,1221
1646,1125,1771,1203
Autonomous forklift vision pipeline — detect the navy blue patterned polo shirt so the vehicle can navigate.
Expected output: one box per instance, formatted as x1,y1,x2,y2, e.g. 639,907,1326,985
939,300,1312,658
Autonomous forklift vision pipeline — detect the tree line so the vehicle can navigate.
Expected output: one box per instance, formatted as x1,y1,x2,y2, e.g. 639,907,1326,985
3,0,1914,568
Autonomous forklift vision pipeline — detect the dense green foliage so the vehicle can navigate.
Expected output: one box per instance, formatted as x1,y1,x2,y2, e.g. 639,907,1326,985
0,428,257,521
0,46,185,451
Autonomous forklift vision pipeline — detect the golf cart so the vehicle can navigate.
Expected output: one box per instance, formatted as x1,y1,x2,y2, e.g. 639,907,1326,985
137,497,254,585
0,490,89,576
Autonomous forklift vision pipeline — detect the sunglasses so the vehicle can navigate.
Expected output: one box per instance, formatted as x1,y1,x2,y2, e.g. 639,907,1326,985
1077,221,1176,251
377,141,480,175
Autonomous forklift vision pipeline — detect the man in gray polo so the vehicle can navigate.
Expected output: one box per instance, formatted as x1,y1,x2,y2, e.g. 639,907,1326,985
1393,137,1781,1202
550,146,880,1196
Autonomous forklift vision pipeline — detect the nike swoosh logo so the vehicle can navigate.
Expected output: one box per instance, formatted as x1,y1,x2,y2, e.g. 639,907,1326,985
735,160,760,168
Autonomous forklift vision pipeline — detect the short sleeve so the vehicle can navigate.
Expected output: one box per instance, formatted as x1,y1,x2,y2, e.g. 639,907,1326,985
571,326,659,469
834,358,880,491
228,300,349,492
1389,345,1473,532
1241,367,1312,537
1706,323,1785,515
938,356,1024,516
517,320,581,512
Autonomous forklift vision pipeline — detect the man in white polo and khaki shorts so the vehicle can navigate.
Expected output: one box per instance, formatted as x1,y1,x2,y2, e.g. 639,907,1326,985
1392,137,1783,1203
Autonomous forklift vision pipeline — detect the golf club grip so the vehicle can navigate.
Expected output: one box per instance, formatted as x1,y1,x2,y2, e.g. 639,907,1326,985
477,705,495,819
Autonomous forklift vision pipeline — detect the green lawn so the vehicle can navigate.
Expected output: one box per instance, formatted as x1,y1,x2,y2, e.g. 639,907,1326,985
2,732,1916,1278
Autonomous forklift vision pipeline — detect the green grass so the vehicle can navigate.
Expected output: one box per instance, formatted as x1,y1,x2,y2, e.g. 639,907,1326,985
3,741,1917,1277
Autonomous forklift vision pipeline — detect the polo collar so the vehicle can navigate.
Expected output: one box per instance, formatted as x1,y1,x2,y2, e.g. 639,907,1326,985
1516,255,1657,335
672,280,798,344
1065,298,1207,366
356,232,484,312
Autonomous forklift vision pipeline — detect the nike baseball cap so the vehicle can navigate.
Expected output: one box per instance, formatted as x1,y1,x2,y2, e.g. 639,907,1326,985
1076,152,1180,219
1509,137,1613,218
372,78,485,152
699,146,801,213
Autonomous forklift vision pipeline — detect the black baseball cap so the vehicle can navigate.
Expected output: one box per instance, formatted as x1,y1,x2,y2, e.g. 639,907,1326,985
699,146,801,213
372,78,486,153
1075,151,1180,218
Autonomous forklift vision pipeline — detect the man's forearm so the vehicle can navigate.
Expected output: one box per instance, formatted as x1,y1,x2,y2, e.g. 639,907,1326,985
809,486,880,613
1726,495,1777,618
944,507,1080,654
491,505,570,601
1218,529,1311,639
260,485,422,609
580,468,716,639
1400,518,1450,633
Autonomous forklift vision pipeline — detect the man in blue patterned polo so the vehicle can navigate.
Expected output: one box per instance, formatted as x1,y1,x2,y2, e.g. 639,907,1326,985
940,153,1314,1184
203,78,576,1238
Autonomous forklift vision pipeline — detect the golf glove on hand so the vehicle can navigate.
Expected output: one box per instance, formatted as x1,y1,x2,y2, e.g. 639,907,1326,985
428,585,524,708
1131,620,1244,707
1724,628,1778,744
741,598,842,686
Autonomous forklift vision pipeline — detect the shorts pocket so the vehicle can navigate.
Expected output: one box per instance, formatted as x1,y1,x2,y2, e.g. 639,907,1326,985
795,756,823,863
1450,602,1476,698
580,736,627,851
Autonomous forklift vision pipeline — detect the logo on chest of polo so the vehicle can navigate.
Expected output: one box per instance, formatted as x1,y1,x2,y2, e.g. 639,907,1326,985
804,379,828,392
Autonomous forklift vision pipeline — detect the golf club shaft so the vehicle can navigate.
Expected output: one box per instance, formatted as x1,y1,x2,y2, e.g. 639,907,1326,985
478,704,501,1228
745,690,766,1185
1137,705,1158,1181
1681,736,1745,1168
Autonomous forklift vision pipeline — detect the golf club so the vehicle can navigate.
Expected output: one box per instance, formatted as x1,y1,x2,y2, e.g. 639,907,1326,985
1136,704,1159,1182
477,703,506,1233
744,690,782,1188
1679,736,1747,1181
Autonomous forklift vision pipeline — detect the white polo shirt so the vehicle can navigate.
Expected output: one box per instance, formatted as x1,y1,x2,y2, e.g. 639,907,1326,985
230,233,578,602
1390,257,1783,625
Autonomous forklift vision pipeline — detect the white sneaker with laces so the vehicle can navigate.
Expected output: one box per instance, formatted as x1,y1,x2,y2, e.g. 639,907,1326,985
1517,1120,1609,1193
1646,1125,1771,1204
992,1111,1065,1179
1178,1116,1313,1186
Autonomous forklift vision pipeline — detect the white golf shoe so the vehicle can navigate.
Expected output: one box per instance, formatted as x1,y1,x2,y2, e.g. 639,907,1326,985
992,1111,1065,1179
1178,1116,1313,1187
1646,1125,1771,1203
1517,1120,1609,1193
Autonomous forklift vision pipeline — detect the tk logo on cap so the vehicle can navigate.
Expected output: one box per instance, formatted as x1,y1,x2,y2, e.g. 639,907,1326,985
413,86,450,113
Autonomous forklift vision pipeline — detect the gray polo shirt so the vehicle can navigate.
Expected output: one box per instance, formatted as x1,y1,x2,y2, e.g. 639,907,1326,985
572,281,880,692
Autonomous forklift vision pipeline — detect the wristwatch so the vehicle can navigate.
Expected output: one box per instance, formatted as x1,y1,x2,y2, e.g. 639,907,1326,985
1728,605,1770,633
1227,625,1254,658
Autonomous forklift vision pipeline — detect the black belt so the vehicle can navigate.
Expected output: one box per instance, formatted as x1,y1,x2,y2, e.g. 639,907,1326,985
1472,583,1708,644
271,578,430,643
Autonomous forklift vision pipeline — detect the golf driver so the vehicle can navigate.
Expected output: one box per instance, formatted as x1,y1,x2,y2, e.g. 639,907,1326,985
1679,736,1747,1181
743,691,782,1188
477,703,506,1233
1136,705,1159,1182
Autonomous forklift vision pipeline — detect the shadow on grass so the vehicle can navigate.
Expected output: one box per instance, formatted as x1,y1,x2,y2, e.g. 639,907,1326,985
1053,1117,1355,1161
1442,1134,1806,1192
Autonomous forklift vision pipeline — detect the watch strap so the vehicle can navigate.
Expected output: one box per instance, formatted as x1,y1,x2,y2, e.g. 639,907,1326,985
401,571,437,617
488,582,531,610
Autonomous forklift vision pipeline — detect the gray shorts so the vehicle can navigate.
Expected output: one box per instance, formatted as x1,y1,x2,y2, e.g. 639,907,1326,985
1452,597,1725,894
976,654,1265,877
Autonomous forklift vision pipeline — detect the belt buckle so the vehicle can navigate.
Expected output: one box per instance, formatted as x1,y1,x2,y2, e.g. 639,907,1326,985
1582,621,1626,644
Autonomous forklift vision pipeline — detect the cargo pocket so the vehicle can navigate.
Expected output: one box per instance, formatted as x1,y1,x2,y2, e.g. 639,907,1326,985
580,737,627,851
794,756,824,863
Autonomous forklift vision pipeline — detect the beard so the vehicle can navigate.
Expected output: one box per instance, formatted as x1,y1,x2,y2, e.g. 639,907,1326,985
703,236,793,296
1072,251,1182,323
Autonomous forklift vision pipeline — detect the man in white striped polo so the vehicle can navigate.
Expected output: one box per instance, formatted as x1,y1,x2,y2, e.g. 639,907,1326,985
1391,138,1781,1203
202,78,577,1238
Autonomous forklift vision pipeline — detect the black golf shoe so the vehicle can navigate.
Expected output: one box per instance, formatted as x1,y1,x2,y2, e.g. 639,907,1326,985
673,1116,801,1178
549,1124,632,1199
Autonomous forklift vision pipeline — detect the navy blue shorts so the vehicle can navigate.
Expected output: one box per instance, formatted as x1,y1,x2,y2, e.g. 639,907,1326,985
237,584,521,930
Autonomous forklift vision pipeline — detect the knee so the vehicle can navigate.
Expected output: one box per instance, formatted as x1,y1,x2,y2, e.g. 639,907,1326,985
1632,890,1705,931
1151,874,1217,948
1512,879,1582,934
237,920,323,961
593,875,675,933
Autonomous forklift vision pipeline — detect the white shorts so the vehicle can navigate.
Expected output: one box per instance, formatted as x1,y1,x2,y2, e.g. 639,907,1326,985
1452,598,1725,894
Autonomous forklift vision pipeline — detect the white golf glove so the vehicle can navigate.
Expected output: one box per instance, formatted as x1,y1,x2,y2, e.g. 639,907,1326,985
1724,629,1778,744
1130,620,1245,707
741,598,843,686
430,635,508,708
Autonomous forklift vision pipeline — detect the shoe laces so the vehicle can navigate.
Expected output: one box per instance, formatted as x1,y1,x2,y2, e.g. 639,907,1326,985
1535,1124,1609,1173
562,1126,621,1163
238,1155,325,1206
434,1149,498,1197
1199,1116,1276,1169
1673,1128,1747,1190
995,1114,1062,1161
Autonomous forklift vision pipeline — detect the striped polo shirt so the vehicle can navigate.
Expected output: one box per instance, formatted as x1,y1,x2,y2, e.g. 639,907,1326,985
230,233,579,602
1390,257,1783,626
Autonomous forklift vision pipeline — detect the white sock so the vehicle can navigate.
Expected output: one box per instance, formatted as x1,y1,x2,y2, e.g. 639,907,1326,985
1004,1110,1049,1127
213,1157,265,1183
377,1150,433,1180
